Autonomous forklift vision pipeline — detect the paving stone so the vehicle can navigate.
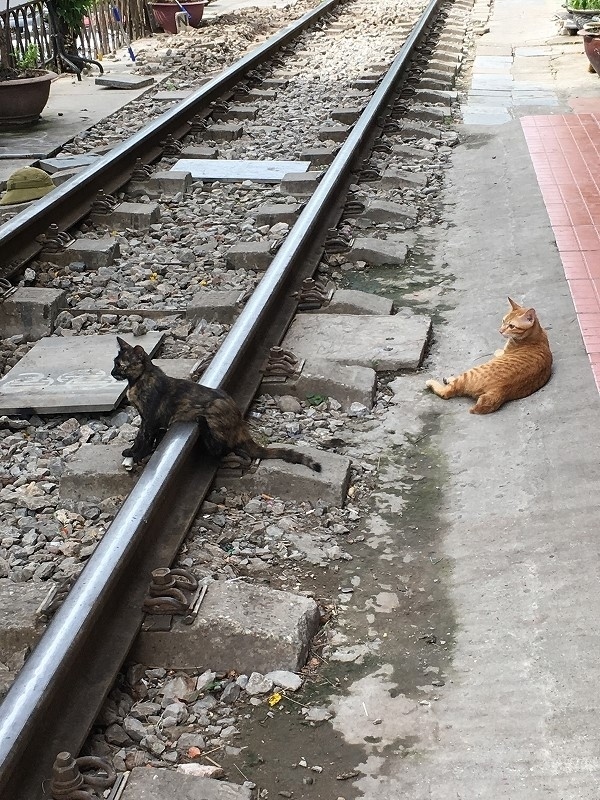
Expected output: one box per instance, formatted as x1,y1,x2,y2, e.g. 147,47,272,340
95,74,154,89
413,88,458,106
213,104,258,121
360,198,418,227
418,78,453,92
153,89,193,101
390,143,437,162
91,201,160,230
352,79,379,90
0,287,66,340
398,122,445,140
331,106,362,125
347,236,408,266
429,58,459,76
262,358,376,410
298,145,339,166
0,332,163,415
186,289,244,324
218,446,351,507
41,237,120,269
38,154,100,174
279,171,322,198
121,768,252,800
0,579,47,665
226,241,272,271
318,124,349,142
324,288,394,315
59,443,138,502
406,104,447,124
261,77,288,89
170,158,310,184
254,202,302,227
204,123,244,142
282,313,431,371
51,167,87,186
132,580,321,674
378,167,428,190
146,170,192,195
244,88,277,101
180,145,218,159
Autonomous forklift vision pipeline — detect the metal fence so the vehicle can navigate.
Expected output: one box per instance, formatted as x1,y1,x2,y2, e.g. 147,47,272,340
0,0,153,68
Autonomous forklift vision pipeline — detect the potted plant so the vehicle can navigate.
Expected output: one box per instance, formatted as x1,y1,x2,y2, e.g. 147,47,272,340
0,39,57,128
149,0,208,35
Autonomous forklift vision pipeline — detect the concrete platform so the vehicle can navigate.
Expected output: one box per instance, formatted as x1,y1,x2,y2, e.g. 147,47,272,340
121,768,251,800
59,443,138,501
282,313,431,371
324,288,394,316
0,287,66,341
131,580,320,673
170,158,310,183
0,332,163,415
216,446,351,507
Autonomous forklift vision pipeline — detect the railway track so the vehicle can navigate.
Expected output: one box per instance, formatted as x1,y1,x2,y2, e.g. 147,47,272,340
0,0,471,795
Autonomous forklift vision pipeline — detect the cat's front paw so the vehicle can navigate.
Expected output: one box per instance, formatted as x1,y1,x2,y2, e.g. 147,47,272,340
122,456,134,471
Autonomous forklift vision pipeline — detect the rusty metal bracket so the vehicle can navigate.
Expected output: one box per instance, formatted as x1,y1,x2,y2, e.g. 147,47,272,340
129,159,153,183
48,751,115,799
371,142,392,154
261,346,304,384
189,115,208,135
292,277,334,310
161,134,183,156
36,224,74,253
382,120,403,134
358,167,382,182
142,567,198,615
0,278,17,303
90,189,118,216
324,228,354,254
341,198,366,220
211,100,229,114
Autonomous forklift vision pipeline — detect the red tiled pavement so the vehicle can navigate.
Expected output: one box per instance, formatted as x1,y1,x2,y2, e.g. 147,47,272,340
521,108,600,390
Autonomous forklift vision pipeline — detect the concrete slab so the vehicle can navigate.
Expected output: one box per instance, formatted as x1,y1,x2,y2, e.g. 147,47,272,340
186,289,244,324
37,154,100,174
180,145,218,159
0,287,66,341
41,237,120,269
95,74,155,89
218,446,351,507
282,313,431,371
0,332,163,415
279,170,321,197
324,288,394,315
226,241,272,271
379,167,428,190
145,171,192,195
347,237,408,266
91,201,161,230
262,358,376,410
170,158,310,183
360,198,418,228
59,443,137,501
121,768,252,800
132,580,321,674
298,145,339,166
204,123,244,142
0,579,47,665
254,202,302,226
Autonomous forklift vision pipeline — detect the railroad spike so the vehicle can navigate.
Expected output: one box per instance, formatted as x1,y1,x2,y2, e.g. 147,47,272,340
36,223,74,253
161,134,183,156
130,158,153,183
90,189,118,216
142,567,198,615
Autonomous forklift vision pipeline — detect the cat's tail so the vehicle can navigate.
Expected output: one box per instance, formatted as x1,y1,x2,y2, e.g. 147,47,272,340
261,445,322,472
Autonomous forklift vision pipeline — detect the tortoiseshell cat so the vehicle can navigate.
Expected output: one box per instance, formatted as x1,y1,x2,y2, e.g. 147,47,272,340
111,337,322,471
426,297,552,414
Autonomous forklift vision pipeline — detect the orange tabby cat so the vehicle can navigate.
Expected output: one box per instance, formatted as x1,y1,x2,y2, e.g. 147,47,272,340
426,297,552,414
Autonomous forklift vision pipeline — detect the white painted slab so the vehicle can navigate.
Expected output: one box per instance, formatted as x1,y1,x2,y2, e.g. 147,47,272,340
0,333,163,414
170,158,311,183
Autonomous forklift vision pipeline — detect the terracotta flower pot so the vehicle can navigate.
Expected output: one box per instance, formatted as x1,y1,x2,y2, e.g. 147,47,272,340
0,71,57,128
580,30,600,73
150,2,206,34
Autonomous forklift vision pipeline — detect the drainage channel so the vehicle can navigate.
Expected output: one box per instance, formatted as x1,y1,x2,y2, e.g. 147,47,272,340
0,0,446,797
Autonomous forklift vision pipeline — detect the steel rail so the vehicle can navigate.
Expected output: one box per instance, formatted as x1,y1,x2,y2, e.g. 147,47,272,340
0,1,444,797
0,0,341,275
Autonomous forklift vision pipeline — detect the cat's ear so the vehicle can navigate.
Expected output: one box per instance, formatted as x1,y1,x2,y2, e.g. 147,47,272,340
521,308,536,325
133,345,147,356
508,297,520,310
116,336,131,350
